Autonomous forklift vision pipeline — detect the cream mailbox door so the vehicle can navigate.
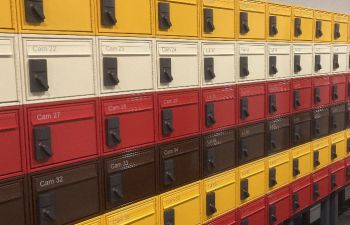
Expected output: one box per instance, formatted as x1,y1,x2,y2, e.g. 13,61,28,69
267,43,291,80
157,41,199,90
202,42,235,86
99,39,154,95
292,44,313,77
332,45,348,74
22,37,96,103
314,44,331,75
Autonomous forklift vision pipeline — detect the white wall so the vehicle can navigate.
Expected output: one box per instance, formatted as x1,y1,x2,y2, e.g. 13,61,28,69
270,0,350,14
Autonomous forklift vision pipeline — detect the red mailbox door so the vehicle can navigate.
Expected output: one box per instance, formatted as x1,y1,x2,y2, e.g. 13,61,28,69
311,167,330,204
266,80,290,118
291,78,312,113
205,210,237,225
330,75,346,104
329,159,346,192
312,76,330,108
157,90,200,142
26,100,99,172
238,197,267,225
101,94,155,155
291,175,312,215
202,86,236,132
267,186,291,225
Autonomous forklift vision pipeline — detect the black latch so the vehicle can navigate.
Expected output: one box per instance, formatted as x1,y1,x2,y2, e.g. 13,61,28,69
294,55,302,73
293,125,301,143
331,173,337,189
206,192,217,216
38,192,56,225
205,102,216,127
241,219,249,225
269,94,277,114
313,183,320,199
293,90,301,109
333,54,340,70
293,193,300,210
270,134,277,151
331,144,337,160
204,8,215,33
160,58,173,83
103,57,119,86
207,148,216,172
240,97,249,119
109,173,123,203
240,140,249,159
164,208,174,225
315,55,322,72
34,126,52,162
158,3,172,30
204,58,215,81
269,56,278,75
29,59,49,92
334,23,341,39
332,85,339,100
315,20,323,38
294,17,302,37
314,87,321,104
314,120,321,135
240,12,249,34
313,150,320,168
269,167,277,188
347,166,350,180
240,57,249,77
106,117,120,147
293,158,300,177
101,0,117,26
164,159,175,186
331,115,337,130
269,16,278,36
269,205,277,224
25,0,45,23
162,109,174,136
240,178,250,200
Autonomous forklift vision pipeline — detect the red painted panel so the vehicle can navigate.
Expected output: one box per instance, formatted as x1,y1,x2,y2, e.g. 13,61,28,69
311,167,330,203
101,93,155,155
329,159,346,192
206,210,237,225
291,78,312,113
266,80,290,118
267,186,291,225
157,90,200,142
291,175,311,215
26,100,99,172
312,76,330,108
238,82,266,125
330,75,346,104
238,197,267,225
345,156,350,184
202,86,236,133
0,106,25,179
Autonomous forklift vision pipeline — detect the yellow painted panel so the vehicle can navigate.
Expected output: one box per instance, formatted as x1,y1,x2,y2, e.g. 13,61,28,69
267,3,291,41
76,217,104,225
96,0,153,36
201,6,235,39
160,182,201,225
266,151,290,192
18,0,94,34
291,143,311,180
292,7,313,41
311,137,330,171
202,169,236,222
333,14,349,42
314,10,332,42
330,131,346,162
105,197,158,225
238,159,266,206
156,0,198,37
0,0,16,31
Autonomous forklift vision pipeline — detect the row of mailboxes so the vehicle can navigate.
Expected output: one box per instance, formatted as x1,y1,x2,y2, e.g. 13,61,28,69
1,34,350,106
1,0,350,41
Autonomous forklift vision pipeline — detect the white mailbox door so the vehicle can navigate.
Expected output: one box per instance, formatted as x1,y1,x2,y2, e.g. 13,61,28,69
332,45,348,73
202,42,235,86
23,37,96,102
237,43,266,83
267,44,291,80
0,36,19,105
314,45,331,75
99,39,153,95
293,45,313,77
157,41,199,90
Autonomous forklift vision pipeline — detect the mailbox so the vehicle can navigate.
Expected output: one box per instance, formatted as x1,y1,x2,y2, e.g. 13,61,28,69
205,210,237,225
101,93,155,155
329,160,346,192
158,137,200,192
292,7,314,41
333,14,349,42
266,151,291,192
291,175,312,214
201,0,235,39
238,122,265,166
311,167,330,203
312,76,330,108
76,216,103,225
266,80,291,118
0,0,16,32
157,90,200,142
311,137,330,171
237,82,266,124
266,117,290,155
329,131,346,163
202,42,235,86
103,147,156,210
98,39,154,95
314,44,332,75
312,107,330,139
237,197,267,225
267,3,292,41
267,44,291,80
30,160,101,225
0,177,28,225
330,75,346,104
332,45,348,73
329,104,346,134
202,128,236,178
291,78,312,113
291,111,312,147
291,143,312,181
202,169,236,223
267,186,291,225
292,44,313,77
26,100,99,172
314,10,332,42
202,86,236,132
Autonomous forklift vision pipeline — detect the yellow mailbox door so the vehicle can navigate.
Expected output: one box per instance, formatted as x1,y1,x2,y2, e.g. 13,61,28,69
0,0,16,32
76,217,104,225
333,13,349,42
266,151,291,192
291,143,311,180
311,137,330,171
292,7,313,41
267,3,292,41
314,10,332,42
330,131,346,162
